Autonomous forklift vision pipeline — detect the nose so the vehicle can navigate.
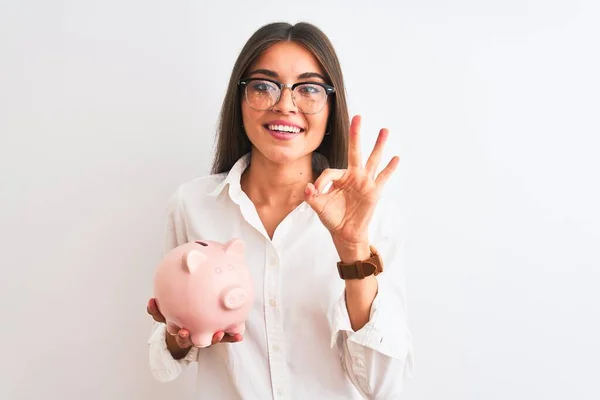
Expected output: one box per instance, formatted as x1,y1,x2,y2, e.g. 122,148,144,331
272,86,298,114
221,287,248,310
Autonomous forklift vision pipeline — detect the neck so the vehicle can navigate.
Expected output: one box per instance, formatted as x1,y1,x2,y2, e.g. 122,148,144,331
241,151,315,208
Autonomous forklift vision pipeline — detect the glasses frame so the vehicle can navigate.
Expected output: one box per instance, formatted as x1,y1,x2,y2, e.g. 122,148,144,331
238,77,335,115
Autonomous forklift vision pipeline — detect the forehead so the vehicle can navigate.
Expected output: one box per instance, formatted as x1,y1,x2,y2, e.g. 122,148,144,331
249,41,325,79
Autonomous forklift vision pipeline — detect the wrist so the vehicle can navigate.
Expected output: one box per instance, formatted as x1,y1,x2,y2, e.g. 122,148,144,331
333,237,371,263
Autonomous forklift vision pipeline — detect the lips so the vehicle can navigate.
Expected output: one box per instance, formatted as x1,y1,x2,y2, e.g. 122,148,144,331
264,124,303,134
263,120,305,133
263,126,302,141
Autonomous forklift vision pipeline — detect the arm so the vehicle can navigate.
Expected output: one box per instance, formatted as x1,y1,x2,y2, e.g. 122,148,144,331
148,322,200,382
329,212,414,398
304,114,412,397
148,186,199,382
147,185,243,381
334,240,378,332
147,296,194,360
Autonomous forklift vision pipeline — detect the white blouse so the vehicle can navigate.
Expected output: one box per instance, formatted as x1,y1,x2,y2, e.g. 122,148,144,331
147,153,414,399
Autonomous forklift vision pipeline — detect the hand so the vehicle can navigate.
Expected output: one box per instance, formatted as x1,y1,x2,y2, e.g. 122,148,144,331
305,115,399,253
146,298,243,348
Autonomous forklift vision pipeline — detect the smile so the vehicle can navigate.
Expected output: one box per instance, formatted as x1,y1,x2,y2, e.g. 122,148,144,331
263,124,304,141
265,124,303,133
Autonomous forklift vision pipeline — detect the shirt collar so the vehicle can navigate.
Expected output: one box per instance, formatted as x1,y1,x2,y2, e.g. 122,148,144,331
207,151,312,213
207,152,251,198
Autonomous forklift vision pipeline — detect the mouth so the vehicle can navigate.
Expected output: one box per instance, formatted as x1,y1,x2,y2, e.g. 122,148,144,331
263,124,305,134
263,123,305,140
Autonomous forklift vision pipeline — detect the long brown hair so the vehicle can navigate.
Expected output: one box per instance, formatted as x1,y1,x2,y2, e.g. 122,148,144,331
210,22,349,174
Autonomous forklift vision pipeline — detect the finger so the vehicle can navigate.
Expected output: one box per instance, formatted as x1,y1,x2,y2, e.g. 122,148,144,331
312,168,345,194
304,182,328,214
348,115,362,169
220,333,244,343
147,299,166,323
365,128,389,179
212,331,226,345
305,182,318,199
222,333,244,343
374,156,400,190
176,329,193,348
147,298,165,323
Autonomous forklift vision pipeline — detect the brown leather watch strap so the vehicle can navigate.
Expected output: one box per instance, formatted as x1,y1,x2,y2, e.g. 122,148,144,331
337,245,383,280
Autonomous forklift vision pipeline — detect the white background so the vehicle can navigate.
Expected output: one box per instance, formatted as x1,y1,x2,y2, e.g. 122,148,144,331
1,1,599,399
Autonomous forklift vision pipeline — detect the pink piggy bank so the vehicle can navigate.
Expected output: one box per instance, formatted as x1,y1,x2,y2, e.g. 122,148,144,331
153,238,254,348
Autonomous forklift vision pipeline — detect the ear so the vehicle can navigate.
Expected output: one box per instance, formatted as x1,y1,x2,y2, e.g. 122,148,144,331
223,238,245,256
184,250,207,273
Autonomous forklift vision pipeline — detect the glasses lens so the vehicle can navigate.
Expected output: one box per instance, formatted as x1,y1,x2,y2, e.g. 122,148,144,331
245,80,280,111
293,84,327,114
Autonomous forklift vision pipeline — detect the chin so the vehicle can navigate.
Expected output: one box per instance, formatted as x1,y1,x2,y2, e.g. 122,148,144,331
255,146,312,166
247,127,322,166
267,149,305,164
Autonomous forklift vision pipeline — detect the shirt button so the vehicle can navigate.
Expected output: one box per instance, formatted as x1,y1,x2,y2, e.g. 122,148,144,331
269,254,278,266
273,344,280,352
269,299,277,308
277,388,284,396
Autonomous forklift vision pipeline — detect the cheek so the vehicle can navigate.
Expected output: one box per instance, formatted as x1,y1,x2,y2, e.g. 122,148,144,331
240,102,252,125
241,102,264,128
308,106,330,131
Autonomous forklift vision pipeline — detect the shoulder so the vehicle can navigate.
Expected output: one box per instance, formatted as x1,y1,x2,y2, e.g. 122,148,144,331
166,172,228,212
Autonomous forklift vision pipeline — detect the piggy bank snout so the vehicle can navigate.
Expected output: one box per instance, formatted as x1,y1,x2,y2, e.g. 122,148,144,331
222,287,248,310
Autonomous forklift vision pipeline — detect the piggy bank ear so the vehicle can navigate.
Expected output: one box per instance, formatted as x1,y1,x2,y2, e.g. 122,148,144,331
184,250,207,273
224,238,245,256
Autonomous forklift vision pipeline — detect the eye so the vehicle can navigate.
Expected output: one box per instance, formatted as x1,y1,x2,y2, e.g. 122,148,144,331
297,84,323,96
251,80,278,92
195,241,208,246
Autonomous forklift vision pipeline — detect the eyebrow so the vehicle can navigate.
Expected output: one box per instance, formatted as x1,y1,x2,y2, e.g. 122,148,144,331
247,69,327,82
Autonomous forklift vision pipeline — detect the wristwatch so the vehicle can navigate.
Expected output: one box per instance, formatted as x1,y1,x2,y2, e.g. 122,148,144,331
337,245,383,279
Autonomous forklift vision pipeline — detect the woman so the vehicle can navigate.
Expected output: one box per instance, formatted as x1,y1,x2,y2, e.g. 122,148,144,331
146,21,413,399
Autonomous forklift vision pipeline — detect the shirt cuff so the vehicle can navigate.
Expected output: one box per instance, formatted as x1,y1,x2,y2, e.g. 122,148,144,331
147,322,199,382
329,284,411,361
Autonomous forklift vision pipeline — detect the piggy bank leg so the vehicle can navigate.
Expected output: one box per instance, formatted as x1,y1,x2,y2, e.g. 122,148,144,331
226,322,246,335
166,322,180,336
191,332,214,348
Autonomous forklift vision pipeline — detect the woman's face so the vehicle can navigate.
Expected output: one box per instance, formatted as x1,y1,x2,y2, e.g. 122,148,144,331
240,41,330,166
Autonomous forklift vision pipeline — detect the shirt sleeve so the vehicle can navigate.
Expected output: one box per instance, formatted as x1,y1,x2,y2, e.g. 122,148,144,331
147,185,198,382
148,322,200,382
328,201,414,398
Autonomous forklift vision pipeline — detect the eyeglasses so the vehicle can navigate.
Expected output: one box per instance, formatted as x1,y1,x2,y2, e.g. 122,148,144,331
238,77,335,115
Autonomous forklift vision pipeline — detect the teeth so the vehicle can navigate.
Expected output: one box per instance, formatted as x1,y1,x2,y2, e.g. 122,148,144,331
268,124,301,133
